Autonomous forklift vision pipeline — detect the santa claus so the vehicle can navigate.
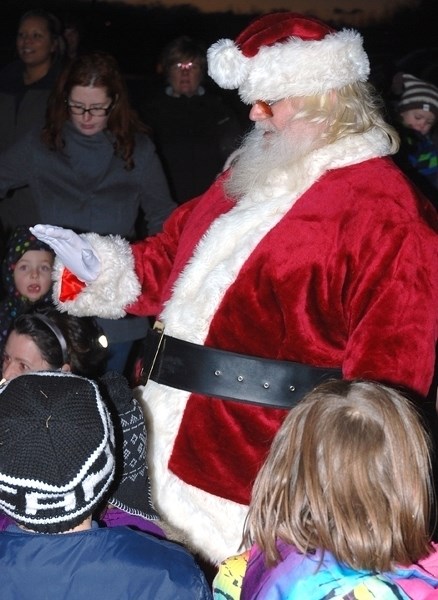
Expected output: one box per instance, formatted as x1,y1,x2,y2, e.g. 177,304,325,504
32,12,438,565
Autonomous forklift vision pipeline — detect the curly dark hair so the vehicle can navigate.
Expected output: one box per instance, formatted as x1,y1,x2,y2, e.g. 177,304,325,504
11,307,108,379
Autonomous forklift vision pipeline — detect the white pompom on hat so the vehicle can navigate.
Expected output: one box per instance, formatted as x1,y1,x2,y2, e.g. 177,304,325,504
207,12,370,105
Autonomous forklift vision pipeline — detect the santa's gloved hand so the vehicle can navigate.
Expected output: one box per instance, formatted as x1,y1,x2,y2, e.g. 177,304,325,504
30,225,101,282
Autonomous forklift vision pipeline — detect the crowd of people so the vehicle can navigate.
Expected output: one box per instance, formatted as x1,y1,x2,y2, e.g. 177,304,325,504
0,6,436,599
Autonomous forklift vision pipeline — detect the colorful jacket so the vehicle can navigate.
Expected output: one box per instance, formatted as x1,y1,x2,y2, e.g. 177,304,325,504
213,542,438,599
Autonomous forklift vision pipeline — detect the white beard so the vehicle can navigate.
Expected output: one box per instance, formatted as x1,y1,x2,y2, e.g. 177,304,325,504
225,120,323,200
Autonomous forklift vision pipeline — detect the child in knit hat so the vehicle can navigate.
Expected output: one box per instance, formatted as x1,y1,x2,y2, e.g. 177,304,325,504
0,227,54,356
0,371,212,599
393,73,438,210
398,73,438,135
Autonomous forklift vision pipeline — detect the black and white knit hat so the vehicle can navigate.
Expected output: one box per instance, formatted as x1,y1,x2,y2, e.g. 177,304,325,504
0,371,115,533
399,74,438,117
207,12,370,105
99,372,159,522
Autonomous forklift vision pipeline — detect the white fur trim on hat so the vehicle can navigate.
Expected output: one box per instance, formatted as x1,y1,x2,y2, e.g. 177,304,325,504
52,233,141,318
208,29,369,104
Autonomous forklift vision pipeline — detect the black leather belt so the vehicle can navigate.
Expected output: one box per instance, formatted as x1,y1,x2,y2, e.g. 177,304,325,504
141,327,342,409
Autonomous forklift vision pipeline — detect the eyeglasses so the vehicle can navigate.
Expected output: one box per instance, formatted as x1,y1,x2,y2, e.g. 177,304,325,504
255,100,275,117
67,102,114,117
170,61,201,72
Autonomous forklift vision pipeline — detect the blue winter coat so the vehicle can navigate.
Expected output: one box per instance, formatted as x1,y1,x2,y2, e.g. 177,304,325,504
0,523,212,599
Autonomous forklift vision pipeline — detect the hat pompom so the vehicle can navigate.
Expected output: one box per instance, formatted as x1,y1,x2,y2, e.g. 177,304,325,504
207,12,371,104
207,38,249,89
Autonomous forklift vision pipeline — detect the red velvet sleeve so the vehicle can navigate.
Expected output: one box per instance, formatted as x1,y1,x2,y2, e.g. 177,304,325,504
126,200,197,317
341,218,438,397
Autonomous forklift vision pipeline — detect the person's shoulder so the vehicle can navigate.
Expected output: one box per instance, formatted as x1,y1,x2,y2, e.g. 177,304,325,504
319,157,438,232
31,63,61,91
330,156,419,201
140,87,171,114
134,131,154,150
100,527,211,597
103,525,201,566
132,131,159,165
16,124,45,149
343,572,409,599
0,61,24,92
214,550,249,600
200,89,239,114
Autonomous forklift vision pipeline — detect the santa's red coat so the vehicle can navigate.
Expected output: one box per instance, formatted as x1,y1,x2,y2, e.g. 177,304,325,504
55,130,438,562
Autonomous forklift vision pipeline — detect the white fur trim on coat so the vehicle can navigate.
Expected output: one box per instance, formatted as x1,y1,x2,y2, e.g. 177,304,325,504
52,233,141,318
141,128,392,564
208,29,369,104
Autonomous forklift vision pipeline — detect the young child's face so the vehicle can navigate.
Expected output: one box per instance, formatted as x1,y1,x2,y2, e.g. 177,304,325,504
400,108,436,136
13,250,53,302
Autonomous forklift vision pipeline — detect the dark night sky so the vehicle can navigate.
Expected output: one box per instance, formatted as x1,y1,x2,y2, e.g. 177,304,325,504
116,0,417,23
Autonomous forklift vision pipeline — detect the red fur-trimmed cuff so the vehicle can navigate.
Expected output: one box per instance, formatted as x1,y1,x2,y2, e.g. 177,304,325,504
52,232,141,318
59,268,86,302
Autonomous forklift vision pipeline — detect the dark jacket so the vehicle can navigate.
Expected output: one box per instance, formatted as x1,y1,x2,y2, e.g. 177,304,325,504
0,121,176,238
0,59,61,231
392,124,438,212
143,87,243,204
0,523,212,599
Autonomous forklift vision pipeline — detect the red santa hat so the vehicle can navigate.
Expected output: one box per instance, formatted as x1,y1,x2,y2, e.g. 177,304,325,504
207,12,370,105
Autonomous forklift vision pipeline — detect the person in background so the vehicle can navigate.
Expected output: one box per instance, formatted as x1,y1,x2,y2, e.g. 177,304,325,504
0,228,54,358
141,35,243,204
0,51,176,374
1,308,108,381
0,372,211,599
391,73,438,211
62,14,84,63
31,12,438,565
214,380,438,599
0,9,63,234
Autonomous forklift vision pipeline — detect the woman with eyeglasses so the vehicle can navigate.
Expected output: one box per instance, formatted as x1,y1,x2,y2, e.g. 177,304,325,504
0,51,176,375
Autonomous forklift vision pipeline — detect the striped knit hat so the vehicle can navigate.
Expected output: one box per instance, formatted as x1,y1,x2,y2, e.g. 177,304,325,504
398,74,438,117
0,372,115,533
207,12,370,105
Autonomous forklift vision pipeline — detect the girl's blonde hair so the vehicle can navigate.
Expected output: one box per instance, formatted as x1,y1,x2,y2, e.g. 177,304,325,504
244,380,433,572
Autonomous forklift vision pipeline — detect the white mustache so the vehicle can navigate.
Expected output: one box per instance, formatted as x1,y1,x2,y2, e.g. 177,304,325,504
254,123,276,134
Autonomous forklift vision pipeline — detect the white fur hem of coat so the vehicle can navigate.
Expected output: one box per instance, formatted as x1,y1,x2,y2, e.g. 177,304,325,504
136,381,248,565
52,233,140,318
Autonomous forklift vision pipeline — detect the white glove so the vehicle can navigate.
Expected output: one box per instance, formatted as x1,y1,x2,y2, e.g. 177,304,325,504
30,225,101,282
